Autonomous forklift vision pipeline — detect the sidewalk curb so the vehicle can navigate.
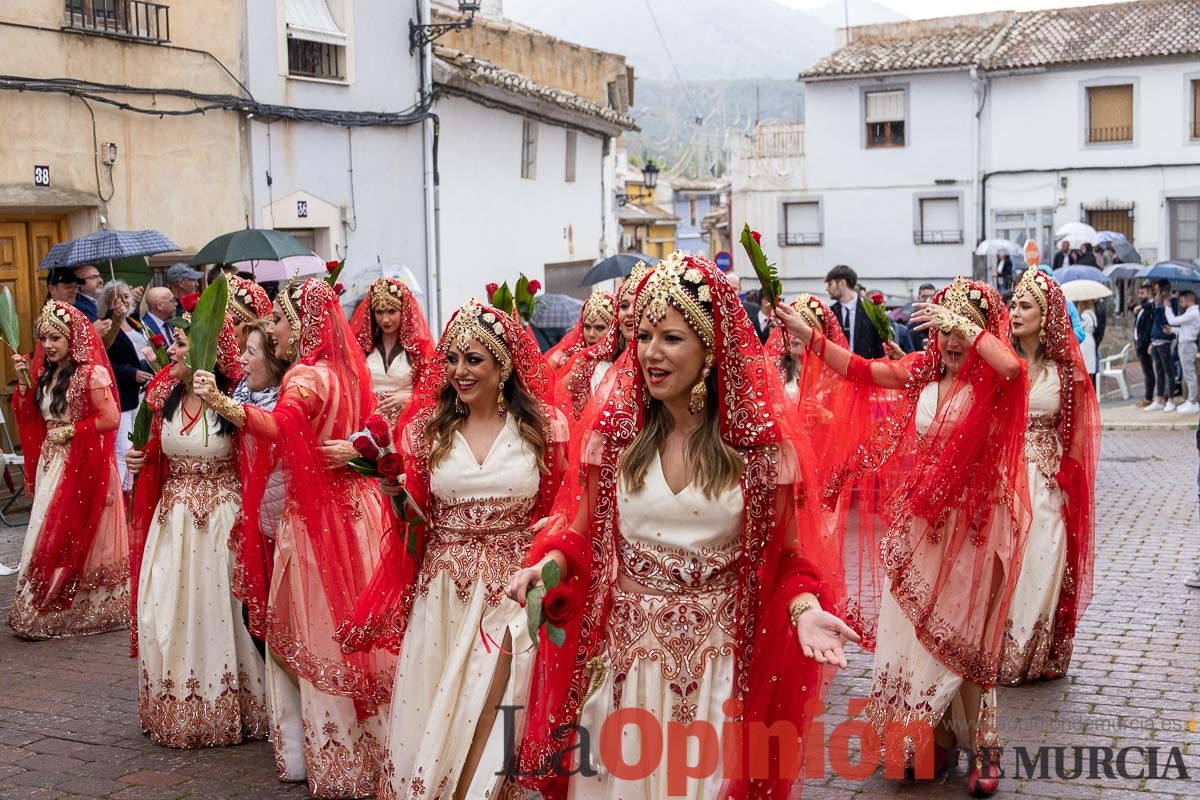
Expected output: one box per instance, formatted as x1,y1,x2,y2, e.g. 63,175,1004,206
1103,422,1196,431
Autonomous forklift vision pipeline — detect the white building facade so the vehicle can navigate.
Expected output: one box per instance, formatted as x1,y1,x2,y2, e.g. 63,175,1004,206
733,1,1200,299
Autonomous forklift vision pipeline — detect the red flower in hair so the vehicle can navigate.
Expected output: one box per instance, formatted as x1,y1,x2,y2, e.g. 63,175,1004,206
377,453,403,480
527,279,542,294
180,293,200,313
485,282,500,298
150,334,166,349
364,414,391,448
751,230,762,245
352,435,380,461
325,260,340,273
542,586,576,625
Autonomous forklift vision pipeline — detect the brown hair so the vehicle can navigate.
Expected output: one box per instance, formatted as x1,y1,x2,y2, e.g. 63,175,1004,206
243,319,289,385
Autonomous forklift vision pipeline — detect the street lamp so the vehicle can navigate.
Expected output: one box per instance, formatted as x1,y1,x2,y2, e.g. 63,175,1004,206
643,160,660,190
410,0,481,53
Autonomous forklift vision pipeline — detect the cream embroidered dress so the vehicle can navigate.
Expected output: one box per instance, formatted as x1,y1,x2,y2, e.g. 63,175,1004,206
8,367,129,639
136,408,269,748
1000,368,1067,684
570,451,743,800
381,414,542,800
366,347,413,426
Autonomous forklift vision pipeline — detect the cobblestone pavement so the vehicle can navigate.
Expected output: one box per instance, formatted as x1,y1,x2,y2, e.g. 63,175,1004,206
0,429,1197,799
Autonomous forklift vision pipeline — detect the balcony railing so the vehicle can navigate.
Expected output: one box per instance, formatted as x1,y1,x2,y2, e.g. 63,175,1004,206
913,229,964,245
65,0,170,43
778,232,822,247
1088,125,1132,144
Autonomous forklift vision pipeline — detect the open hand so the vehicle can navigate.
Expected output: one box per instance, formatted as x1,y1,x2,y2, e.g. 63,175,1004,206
796,609,861,668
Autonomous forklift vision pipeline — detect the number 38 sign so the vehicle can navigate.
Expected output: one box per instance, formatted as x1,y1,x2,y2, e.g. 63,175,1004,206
34,165,50,187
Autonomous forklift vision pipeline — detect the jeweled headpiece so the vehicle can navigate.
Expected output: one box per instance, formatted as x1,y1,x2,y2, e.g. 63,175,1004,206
1014,268,1050,316
620,260,652,298
790,293,827,330
938,277,989,330
228,275,272,323
369,278,410,312
581,291,615,325
36,301,72,339
278,275,304,341
633,251,715,349
442,300,512,381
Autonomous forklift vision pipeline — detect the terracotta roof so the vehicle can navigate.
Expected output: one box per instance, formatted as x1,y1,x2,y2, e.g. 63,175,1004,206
433,45,638,131
800,0,1200,79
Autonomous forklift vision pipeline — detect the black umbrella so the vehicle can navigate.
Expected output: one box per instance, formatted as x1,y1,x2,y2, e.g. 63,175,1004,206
191,229,312,267
1110,239,1142,265
579,253,659,287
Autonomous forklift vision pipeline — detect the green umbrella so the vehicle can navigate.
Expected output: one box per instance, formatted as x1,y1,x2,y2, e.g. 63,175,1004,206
190,229,312,267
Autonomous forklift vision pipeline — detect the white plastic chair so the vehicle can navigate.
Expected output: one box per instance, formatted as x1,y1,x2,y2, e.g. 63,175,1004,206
1097,343,1132,400
0,406,27,526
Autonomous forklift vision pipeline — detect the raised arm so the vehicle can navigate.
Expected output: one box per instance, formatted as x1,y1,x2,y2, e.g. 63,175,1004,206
775,302,913,389
910,301,1021,381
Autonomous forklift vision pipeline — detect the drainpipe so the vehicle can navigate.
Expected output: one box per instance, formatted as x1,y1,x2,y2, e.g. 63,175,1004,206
418,0,441,330
971,66,990,249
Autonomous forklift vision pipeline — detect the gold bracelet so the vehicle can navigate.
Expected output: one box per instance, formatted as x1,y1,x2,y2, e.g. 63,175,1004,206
789,599,818,629
205,390,247,428
48,424,75,445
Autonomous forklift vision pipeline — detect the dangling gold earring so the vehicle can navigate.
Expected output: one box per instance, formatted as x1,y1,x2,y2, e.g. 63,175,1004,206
454,395,466,415
497,380,507,415
641,383,650,408
688,353,713,416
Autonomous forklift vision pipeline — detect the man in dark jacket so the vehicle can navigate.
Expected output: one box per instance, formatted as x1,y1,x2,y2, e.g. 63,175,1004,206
1133,282,1155,407
825,264,885,360
1077,243,1099,266
1052,239,1071,271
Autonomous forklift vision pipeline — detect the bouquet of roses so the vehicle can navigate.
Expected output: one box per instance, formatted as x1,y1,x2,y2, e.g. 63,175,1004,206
346,413,427,553
523,560,575,648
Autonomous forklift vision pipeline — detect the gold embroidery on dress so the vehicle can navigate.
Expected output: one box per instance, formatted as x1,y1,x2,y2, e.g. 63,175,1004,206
431,494,536,534
999,614,1056,685
138,667,268,749
300,715,382,798
617,536,738,593
158,457,240,528
417,524,533,605
1025,413,1062,483
7,578,129,639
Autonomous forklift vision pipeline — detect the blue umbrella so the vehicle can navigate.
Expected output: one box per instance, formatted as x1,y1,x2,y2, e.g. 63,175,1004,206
1055,265,1111,284
1134,261,1200,282
1096,230,1128,242
39,229,179,272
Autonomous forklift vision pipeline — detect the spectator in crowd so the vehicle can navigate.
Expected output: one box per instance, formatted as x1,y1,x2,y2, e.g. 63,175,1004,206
1077,299,1099,384
1164,290,1200,414
46,269,80,305
72,265,104,321
1100,242,1118,268
908,283,937,351
756,293,775,344
98,281,155,490
1133,282,1156,408
1146,279,1180,412
739,282,766,342
1095,297,1107,347
1052,239,1071,271
141,286,177,346
996,251,1014,293
825,264,885,359
1077,242,1099,266
165,262,202,315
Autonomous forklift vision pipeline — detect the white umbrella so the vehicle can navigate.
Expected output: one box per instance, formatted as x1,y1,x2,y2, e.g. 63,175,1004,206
379,263,424,296
233,254,325,282
1061,279,1112,302
974,238,1019,256
1055,222,1100,249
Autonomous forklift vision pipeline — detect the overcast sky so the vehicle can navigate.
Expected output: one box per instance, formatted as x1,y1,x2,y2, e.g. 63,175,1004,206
787,0,1138,20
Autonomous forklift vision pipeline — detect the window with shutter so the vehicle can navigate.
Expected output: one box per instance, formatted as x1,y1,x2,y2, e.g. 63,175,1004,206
916,197,962,244
1192,80,1200,139
521,120,538,180
780,201,822,246
565,130,577,183
865,89,906,148
1087,84,1133,143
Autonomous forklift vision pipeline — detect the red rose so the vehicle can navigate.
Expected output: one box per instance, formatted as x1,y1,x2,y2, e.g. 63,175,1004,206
150,334,166,349
351,435,379,461
364,414,391,448
325,260,340,273
334,282,345,295
542,586,575,626
870,292,885,306
180,292,200,313
751,230,762,245
377,452,403,480
485,282,500,297
527,279,542,294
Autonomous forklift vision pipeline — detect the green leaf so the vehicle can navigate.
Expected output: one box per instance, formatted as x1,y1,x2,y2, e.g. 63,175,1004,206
546,623,566,648
184,277,230,377
739,224,782,307
525,585,546,647
861,297,895,343
129,399,154,449
490,282,515,316
345,457,380,478
541,559,561,590
325,259,345,287
0,287,19,352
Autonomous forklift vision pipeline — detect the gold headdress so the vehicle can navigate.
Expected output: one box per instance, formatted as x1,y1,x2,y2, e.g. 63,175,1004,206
938,277,989,331
36,301,72,339
581,291,615,325
632,251,715,349
370,278,410,312
1014,268,1050,316
620,260,652,297
228,275,271,323
443,300,512,381
790,293,827,330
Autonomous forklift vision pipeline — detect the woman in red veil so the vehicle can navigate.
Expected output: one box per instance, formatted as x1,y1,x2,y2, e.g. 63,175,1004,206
1000,267,1098,684
547,290,616,371
340,298,568,799
777,277,1030,795
194,277,392,797
507,252,855,799
349,277,435,431
8,300,128,639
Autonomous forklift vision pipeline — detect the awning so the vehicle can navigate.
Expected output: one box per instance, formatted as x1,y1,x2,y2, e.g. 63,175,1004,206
286,0,347,45
1082,198,1134,212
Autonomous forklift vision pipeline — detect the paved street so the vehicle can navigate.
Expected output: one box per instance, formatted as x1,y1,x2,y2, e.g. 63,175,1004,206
1,427,1198,799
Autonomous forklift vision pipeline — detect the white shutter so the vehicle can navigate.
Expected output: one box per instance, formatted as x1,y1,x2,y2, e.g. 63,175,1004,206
785,202,820,237
287,0,346,45
865,90,905,124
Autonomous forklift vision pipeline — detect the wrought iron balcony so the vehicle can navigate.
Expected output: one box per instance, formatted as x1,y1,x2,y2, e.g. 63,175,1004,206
778,232,822,247
913,229,964,245
65,0,170,44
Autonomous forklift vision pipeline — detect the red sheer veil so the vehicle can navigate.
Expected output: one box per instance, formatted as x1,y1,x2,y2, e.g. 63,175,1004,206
812,278,1031,689
12,300,122,611
338,299,568,654
348,277,436,383
546,290,616,369
557,296,621,420
1013,269,1099,675
519,253,845,799
235,277,390,716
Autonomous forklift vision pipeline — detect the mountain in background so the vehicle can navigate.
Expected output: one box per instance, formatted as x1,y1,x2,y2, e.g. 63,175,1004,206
784,0,906,30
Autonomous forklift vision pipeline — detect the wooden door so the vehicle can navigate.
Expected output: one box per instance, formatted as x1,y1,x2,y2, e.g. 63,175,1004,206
0,224,33,391
1087,209,1134,242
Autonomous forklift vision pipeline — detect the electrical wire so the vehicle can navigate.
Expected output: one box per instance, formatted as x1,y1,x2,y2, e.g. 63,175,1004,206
78,97,115,203
640,0,703,126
